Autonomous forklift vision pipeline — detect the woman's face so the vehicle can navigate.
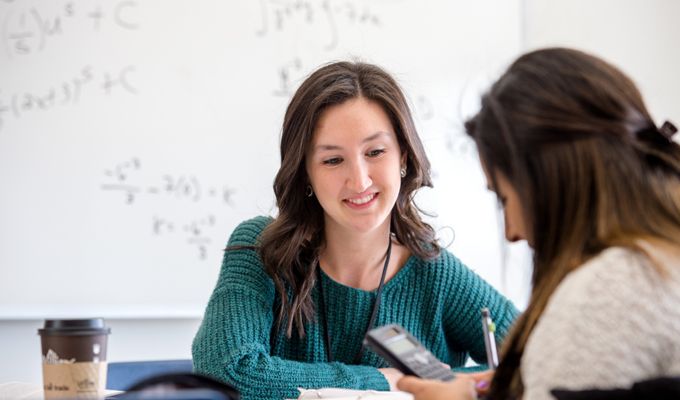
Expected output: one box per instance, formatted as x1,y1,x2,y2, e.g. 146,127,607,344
481,163,530,245
305,96,404,236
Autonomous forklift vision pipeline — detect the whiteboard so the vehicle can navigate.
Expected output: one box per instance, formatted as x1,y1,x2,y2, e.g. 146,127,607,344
0,0,529,319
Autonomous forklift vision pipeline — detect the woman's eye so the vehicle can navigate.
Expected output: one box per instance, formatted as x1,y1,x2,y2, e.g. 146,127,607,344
323,157,342,165
367,149,385,157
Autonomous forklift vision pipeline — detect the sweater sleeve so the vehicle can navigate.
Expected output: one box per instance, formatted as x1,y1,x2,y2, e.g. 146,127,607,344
440,252,519,367
191,217,388,400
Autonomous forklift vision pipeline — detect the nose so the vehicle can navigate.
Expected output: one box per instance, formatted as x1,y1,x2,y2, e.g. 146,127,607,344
504,212,523,243
346,158,372,193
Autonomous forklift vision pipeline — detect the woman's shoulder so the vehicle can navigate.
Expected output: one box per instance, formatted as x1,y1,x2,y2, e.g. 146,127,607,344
534,245,680,352
554,245,680,305
406,247,484,287
415,247,477,276
227,215,274,247
417,247,463,267
536,245,680,325
217,216,276,292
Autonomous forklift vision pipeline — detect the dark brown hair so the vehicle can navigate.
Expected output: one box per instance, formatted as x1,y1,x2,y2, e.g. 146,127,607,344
258,61,440,338
465,48,680,399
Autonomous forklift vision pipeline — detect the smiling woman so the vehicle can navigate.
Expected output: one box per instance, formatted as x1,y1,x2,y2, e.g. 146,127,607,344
306,98,404,240
191,61,519,400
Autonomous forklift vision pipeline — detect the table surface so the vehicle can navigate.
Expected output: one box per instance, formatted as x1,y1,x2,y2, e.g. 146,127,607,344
0,382,121,400
1,382,414,400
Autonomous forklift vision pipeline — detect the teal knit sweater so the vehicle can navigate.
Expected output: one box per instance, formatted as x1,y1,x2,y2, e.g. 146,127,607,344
192,216,518,400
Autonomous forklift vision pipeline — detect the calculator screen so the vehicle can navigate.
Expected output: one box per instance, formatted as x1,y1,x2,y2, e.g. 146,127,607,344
383,328,401,339
386,336,417,354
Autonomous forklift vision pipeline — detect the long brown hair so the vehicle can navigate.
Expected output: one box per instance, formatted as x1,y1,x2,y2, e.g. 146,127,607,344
258,61,440,338
465,48,680,399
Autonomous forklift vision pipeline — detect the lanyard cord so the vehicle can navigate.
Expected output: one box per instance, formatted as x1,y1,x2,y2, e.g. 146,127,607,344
316,238,393,364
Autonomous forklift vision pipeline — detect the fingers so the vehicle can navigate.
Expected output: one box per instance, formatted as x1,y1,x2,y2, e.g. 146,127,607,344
379,367,405,391
454,377,478,400
458,370,492,383
461,369,494,381
475,379,490,396
458,369,493,395
398,376,477,400
397,376,427,394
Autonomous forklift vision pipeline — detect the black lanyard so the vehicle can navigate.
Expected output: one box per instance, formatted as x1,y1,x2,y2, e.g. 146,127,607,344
316,239,392,364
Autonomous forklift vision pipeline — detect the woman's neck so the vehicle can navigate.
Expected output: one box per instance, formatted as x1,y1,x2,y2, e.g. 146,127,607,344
319,221,393,290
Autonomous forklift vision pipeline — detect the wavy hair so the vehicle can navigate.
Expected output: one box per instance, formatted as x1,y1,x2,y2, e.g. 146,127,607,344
259,61,440,338
465,48,680,399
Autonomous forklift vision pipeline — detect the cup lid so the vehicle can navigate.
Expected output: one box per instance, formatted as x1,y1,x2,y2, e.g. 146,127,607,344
38,318,111,336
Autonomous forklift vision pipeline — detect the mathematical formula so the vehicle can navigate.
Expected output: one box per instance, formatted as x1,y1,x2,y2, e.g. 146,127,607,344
257,0,386,97
100,158,236,260
100,158,236,206
153,214,217,260
0,64,137,132
1,0,139,58
256,0,381,51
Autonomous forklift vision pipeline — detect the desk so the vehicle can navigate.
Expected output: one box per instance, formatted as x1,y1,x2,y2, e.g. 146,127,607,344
0,382,121,400
0,382,413,400
0,382,43,400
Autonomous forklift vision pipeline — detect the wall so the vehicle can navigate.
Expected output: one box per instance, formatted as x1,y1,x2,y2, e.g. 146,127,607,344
2,0,679,384
523,0,680,127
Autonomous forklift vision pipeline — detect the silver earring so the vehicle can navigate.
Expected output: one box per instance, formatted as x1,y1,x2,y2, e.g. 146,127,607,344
400,167,407,178
306,185,314,197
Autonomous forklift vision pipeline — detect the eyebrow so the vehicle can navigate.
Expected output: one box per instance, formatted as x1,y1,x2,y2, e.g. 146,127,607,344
313,132,390,152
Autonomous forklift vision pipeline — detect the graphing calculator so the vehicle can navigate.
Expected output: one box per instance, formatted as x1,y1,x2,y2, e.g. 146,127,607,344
364,324,456,381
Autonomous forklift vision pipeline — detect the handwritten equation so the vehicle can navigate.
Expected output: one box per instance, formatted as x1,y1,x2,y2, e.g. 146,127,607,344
100,158,236,260
100,158,236,206
153,214,217,260
0,64,137,132
272,57,303,97
258,0,384,95
1,0,139,58
256,0,381,51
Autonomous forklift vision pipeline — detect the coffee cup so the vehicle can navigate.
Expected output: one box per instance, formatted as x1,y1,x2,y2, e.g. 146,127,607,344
38,319,111,399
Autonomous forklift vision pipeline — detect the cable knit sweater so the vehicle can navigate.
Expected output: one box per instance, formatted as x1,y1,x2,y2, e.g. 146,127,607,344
192,216,519,400
522,245,680,400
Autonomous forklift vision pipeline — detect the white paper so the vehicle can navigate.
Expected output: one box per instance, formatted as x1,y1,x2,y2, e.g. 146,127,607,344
294,388,413,400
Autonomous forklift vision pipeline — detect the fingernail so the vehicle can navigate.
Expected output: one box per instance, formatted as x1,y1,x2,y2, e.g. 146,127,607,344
476,380,489,389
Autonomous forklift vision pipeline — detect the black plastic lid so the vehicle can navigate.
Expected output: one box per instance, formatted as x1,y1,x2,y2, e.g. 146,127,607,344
38,318,111,336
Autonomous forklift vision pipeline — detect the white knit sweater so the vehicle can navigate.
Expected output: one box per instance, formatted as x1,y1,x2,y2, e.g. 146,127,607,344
522,244,680,400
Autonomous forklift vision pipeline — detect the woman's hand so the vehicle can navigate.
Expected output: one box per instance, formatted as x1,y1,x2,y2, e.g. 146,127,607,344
378,368,404,391
458,369,494,396
397,375,477,400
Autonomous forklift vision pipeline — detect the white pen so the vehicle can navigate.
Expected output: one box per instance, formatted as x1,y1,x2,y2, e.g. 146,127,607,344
481,307,499,369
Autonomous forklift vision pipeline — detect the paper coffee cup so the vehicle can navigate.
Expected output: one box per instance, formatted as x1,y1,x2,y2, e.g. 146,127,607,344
38,319,111,399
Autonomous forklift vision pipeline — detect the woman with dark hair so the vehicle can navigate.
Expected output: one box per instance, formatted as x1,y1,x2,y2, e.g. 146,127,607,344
398,48,680,400
192,61,518,400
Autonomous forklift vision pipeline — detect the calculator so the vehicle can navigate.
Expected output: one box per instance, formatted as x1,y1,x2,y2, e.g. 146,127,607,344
364,324,456,381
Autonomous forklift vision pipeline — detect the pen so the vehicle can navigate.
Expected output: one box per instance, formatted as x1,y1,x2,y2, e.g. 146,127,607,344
481,307,499,369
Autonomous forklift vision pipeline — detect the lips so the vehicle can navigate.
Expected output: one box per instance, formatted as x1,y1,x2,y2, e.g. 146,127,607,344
344,192,378,208
347,193,376,205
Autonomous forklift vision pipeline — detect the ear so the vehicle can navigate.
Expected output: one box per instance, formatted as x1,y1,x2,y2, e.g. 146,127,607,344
400,152,408,169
